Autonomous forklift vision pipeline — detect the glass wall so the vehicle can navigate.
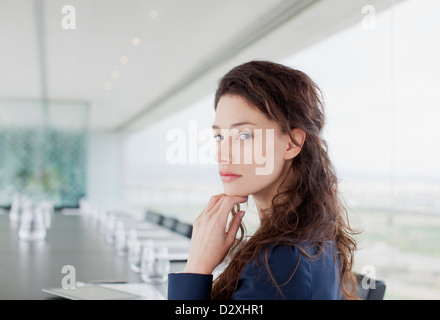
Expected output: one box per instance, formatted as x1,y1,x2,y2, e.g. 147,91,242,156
0,100,89,207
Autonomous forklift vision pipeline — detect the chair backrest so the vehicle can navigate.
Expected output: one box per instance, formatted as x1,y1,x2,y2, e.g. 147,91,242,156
145,210,163,225
161,216,178,230
355,273,386,300
174,221,193,238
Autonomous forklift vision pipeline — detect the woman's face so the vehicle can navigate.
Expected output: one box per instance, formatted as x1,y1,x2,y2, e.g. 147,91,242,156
212,94,292,198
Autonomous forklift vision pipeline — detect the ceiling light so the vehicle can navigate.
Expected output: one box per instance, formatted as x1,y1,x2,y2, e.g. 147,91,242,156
131,37,141,46
111,71,119,79
149,10,158,18
119,56,128,64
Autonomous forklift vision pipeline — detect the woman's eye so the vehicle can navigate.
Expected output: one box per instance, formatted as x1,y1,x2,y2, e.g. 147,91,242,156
238,132,252,140
213,132,251,141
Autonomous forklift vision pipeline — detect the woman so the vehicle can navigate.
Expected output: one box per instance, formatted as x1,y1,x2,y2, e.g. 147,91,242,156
168,61,358,300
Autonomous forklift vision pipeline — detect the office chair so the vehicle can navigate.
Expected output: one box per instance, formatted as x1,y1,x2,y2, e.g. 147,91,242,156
355,273,386,300
161,216,178,230
145,210,164,225
174,221,193,239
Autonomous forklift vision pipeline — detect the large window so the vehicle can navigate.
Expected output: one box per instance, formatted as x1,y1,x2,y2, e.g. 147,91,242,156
281,0,440,299
122,0,440,299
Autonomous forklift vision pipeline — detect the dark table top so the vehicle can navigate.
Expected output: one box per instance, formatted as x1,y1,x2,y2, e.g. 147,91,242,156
0,211,186,299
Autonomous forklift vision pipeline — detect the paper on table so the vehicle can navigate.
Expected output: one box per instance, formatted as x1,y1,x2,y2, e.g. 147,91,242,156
42,285,140,300
100,283,165,300
43,283,165,300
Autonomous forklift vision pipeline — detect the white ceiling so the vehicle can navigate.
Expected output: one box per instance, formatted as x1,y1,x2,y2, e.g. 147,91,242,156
0,0,402,132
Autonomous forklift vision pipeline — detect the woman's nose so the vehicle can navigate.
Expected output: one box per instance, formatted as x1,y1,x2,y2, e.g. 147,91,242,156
216,138,232,164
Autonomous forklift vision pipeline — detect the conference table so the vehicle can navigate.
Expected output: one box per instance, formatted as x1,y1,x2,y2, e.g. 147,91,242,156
0,209,188,299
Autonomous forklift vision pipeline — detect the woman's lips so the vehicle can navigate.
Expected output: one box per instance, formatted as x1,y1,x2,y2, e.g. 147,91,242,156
219,171,242,182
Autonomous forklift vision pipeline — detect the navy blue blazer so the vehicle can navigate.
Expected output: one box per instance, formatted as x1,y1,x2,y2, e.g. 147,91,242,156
168,242,341,300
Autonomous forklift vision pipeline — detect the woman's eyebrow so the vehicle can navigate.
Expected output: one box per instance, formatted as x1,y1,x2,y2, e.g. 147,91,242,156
212,122,257,130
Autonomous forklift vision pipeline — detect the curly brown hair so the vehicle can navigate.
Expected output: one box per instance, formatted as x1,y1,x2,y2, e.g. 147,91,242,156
211,60,359,300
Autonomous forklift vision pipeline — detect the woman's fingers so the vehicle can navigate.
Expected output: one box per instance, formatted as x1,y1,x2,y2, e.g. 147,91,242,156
196,194,247,235
226,210,245,245
205,194,225,210
196,194,225,222
215,195,248,224
209,194,228,216
204,194,247,218
184,195,247,275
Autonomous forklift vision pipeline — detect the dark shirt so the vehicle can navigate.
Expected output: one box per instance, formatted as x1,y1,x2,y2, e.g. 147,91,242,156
168,241,341,300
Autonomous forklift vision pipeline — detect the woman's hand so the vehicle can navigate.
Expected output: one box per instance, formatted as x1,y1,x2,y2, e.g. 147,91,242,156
184,193,248,275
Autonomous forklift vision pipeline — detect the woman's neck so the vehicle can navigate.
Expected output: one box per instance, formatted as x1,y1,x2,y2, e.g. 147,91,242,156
252,162,293,220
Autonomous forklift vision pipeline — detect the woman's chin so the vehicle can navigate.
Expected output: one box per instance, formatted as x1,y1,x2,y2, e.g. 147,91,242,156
223,188,250,198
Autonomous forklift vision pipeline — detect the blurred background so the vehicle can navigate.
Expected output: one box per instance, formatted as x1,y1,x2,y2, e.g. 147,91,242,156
0,0,439,299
